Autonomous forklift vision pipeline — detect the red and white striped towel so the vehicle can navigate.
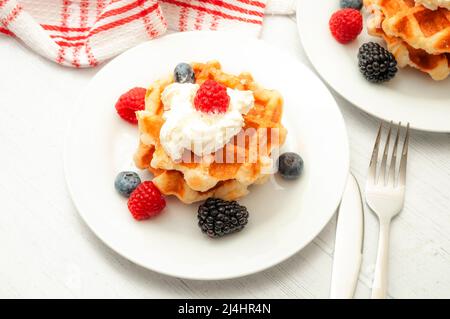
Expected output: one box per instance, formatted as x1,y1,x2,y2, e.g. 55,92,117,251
0,0,272,68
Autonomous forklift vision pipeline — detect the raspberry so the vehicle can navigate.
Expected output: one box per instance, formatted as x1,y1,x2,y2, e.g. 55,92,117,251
127,181,166,220
115,87,146,124
194,80,230,114
329,9,363,44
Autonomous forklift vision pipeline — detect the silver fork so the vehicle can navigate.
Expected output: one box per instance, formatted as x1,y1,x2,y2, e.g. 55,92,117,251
366,122,410,299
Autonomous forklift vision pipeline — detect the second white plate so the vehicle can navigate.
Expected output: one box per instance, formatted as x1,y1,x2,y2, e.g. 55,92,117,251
297,0,450,133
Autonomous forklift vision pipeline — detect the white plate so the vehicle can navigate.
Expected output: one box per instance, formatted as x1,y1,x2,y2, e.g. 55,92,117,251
297,0,450,133
64,31,349,280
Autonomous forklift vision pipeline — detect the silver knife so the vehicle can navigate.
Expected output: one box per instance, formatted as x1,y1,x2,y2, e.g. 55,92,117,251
329,173,364,299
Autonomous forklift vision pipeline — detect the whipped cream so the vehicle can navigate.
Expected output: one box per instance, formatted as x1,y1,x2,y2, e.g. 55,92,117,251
416,0,450,10
159,83,254,161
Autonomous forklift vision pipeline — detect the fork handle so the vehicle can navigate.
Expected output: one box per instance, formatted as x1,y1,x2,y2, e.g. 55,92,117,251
371,220,391,299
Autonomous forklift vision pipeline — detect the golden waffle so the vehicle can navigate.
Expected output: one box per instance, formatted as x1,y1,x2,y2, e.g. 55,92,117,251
379,0,450,55
365,0,450,80
134,61,287,203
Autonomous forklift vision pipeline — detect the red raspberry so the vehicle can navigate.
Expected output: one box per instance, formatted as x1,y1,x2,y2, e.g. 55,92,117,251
115,87,146,124
329,9,363,44
194,80,230,114
127,181,166,220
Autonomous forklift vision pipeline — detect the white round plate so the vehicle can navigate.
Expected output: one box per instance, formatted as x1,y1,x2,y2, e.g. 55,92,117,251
64,31,349,280
297,0,450,133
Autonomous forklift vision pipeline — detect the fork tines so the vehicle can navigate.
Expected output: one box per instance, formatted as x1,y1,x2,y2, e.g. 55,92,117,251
368,122,410,187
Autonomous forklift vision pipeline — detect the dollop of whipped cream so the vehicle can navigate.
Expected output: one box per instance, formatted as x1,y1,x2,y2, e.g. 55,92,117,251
159,83,254,161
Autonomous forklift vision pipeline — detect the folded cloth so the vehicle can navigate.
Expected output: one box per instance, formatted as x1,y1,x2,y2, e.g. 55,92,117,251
0,0,273,67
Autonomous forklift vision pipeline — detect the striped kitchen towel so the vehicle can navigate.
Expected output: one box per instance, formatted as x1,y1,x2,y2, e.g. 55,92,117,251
0,0,277,68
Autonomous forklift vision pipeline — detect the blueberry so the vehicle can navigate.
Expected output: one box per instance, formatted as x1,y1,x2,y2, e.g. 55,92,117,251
340,0,363,10
114,171,141,197
277,152,304,180
174,63,195,84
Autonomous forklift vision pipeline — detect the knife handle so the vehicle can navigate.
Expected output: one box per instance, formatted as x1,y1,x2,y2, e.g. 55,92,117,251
371,221,391,299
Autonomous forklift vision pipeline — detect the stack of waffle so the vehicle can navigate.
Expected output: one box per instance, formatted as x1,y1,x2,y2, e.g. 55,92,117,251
364,0,450,80
134,61,287,204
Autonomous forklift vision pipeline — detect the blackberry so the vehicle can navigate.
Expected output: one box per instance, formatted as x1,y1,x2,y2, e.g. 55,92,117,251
278,152,304,180
358,42,398,83
197,198,249,238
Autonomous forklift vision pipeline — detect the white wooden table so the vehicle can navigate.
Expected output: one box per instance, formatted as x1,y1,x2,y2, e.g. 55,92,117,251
1,15,450,299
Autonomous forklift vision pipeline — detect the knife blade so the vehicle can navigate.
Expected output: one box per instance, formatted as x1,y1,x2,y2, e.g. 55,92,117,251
329,173,364,299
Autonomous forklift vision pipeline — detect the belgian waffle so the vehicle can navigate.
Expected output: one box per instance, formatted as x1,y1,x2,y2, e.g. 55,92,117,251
377,0,450,55
134,61,287,204
365,0,450,80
